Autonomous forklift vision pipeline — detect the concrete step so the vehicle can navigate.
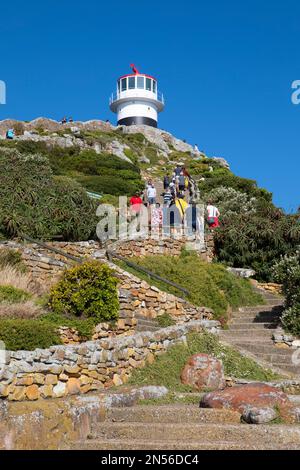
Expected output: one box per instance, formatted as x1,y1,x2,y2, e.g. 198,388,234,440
106,405,240,424
229,323,279,330
221,329,276,338
231,316,280,324
93,422,300,444
71,438,300,450
254,353,295,364
271,363,300,374
239,305,283,314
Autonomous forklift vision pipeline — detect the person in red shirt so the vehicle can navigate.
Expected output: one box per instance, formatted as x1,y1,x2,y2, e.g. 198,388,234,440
129,192,143,214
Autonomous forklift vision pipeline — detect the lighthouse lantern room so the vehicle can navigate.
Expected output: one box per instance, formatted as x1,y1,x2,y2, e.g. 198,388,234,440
109,64,164,128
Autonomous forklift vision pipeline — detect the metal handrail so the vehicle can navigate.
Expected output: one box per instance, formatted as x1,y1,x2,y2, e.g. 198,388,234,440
109,90,164,105
106,249,190,296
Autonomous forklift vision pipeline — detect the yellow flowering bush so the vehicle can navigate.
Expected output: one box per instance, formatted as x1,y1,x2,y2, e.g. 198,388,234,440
49,261,119,322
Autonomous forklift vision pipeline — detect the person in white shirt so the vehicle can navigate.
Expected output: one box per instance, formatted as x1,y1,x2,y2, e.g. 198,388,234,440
147,185,157,205
206,200,220,228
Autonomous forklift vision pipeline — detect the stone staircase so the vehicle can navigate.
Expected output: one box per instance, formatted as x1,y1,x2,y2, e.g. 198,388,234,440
70,404,300,450
219,289,300,377
135,314,161,332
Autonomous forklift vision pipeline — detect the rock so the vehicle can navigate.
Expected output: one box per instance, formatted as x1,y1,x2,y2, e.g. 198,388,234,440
211,157,230,169
292,340,300,348
112,374,123,386
181,353,225,391
40,385,53,398
139,155,150,164
25,384,40,401
53,381,66,398
66,378,81,395
45,374,58,385
242,406,278,424
227,267,256,278
200,383,291,414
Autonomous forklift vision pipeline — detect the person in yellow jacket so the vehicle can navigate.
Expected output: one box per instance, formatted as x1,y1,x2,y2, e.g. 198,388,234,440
175,195,188,220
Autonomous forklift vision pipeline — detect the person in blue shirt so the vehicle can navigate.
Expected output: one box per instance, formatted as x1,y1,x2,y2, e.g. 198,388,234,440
6,129,14,139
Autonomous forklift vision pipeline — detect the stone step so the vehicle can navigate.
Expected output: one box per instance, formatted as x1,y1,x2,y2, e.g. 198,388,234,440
239,305,283,314
229,323,279,330
93,422,300,444
234,343,293,355
231,316,280,324
271,363,300,374
71,439,300,450
106,405,240,424
254,353,295,364
221,329,276,338
136,319,159,327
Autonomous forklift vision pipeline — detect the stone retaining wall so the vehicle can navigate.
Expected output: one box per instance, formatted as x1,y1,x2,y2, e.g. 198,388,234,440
0,240,214,327
0,320,219,402
111,234,215,262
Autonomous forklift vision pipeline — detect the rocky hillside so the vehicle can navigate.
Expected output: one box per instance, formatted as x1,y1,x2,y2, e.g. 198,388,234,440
0,117,299,282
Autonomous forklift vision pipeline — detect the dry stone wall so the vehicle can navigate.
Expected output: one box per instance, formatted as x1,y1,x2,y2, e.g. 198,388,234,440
0,320,219,402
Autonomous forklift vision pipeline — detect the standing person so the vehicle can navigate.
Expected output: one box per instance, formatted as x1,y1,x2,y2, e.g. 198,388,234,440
174,165,182,177
163,175,170,190
163,188,173,207
129,192,143,215
6,128,14,140
151,202,163,238
175,194,188,221
69,116,74,123
206,200,220,229
147,184,157,206
61,116,67,124
178,172,185,193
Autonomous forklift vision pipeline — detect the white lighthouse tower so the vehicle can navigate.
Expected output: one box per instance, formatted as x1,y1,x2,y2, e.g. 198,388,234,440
109,64,165,128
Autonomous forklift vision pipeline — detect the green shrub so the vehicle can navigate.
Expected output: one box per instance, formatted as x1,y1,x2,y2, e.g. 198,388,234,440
273,251,300,335
49,261,119,322
214,209,300,281
0,249,26,271
0,285,31,303
0,319,61,350
156,313,176,328
0,147,97,240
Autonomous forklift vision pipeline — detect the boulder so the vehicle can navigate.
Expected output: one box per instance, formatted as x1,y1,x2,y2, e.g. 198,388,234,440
181,353,226,391
200,382,291,413
242,406,278,424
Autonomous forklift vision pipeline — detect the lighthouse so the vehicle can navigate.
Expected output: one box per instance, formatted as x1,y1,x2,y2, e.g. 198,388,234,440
109,64,165,128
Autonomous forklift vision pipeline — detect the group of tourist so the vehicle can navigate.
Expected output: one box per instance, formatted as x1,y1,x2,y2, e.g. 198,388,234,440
60,116,74,124
129,164,220,235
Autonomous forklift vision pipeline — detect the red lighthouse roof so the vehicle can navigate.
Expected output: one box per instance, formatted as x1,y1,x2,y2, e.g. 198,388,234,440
118,64,157,81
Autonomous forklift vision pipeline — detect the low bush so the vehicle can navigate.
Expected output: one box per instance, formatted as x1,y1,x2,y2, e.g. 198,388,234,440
0,319,61,350
156,313,176,328
49,261,119,322
0,285,31,303
0,301,42,319
0,265,33,293
0,249,26,272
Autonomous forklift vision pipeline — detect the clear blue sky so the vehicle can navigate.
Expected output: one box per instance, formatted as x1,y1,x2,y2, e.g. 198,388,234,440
1,0,299,212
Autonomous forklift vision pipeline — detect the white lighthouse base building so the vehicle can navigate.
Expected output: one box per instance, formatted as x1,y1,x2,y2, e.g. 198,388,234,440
109,66,164,128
